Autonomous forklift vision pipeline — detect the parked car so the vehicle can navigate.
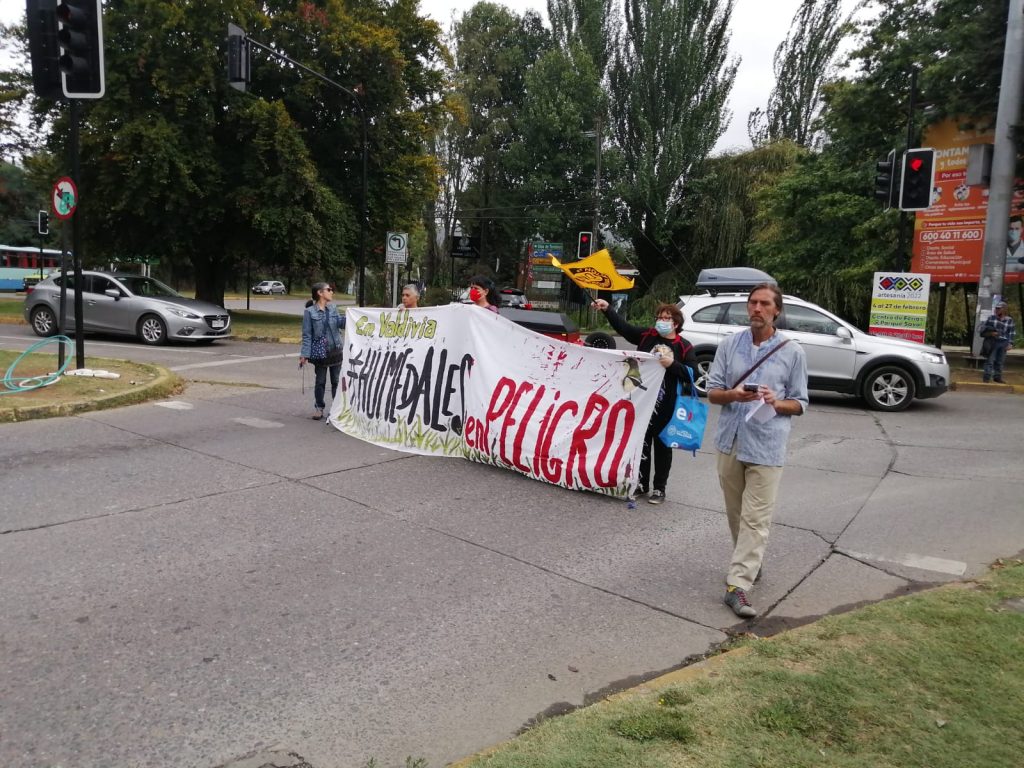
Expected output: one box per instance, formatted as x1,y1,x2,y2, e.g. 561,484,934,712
678,291,949,412
25,271,231,345
498,287,533,310
252,280,286,295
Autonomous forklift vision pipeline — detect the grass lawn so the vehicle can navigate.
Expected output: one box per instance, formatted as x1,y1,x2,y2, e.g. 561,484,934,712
0,348,181,420
459,560,1024,768
229,309,307,340
0,296,24,321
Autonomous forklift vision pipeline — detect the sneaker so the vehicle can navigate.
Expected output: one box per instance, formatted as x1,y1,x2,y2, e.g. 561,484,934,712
313,409,324,420
724,586,757,618
983,376,991,383
648,489,666,505
994,377,1006,383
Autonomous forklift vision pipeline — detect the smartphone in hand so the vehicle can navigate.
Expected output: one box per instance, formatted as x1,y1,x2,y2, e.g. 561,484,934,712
742,382,760,392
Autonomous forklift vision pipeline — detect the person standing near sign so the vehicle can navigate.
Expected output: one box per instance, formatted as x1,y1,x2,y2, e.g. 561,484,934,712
300,282,346,420
980,300,1015,383
707,283,808,619
591,298,697,505
468,275,500,313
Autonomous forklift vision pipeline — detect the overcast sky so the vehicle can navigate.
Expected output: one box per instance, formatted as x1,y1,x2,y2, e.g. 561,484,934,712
2,0,866,154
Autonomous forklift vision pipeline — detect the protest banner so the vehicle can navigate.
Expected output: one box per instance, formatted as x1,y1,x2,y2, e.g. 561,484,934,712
329,305,665,497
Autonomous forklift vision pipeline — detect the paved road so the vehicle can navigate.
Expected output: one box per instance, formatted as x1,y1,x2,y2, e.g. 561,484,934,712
1,328,1023,768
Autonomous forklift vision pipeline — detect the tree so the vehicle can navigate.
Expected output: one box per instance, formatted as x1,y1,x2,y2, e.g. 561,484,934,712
1,0,446,304
747,0,856,148
609,0,738,287
547,0,618,79
450,3,551,282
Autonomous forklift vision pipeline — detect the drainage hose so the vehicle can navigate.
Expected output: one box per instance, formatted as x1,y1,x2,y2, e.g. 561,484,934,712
1,335,74,395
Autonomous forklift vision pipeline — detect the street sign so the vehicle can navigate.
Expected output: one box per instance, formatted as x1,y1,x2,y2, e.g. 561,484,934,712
386,231,408,265
52,176,78,219
450,234,479,259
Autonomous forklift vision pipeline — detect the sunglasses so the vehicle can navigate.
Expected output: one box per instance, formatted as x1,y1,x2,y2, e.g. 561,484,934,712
323,287,334,292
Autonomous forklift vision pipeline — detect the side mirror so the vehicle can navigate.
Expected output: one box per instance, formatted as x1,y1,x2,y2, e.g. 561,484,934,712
836,326,853,342
105,289,122,300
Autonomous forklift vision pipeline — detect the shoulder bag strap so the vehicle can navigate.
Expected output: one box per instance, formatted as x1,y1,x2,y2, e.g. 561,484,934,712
729,338,790,389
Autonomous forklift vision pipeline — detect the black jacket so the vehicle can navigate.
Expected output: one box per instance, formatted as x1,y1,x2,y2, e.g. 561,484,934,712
602,306,697,402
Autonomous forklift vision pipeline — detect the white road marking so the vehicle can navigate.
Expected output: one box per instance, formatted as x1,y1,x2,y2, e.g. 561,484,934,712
155,401,194,410
170,353,299,372
232,417,284,429
838,548,967,576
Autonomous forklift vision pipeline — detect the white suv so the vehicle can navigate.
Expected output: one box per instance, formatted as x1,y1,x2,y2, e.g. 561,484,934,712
252,280,286,295
678,292,950,412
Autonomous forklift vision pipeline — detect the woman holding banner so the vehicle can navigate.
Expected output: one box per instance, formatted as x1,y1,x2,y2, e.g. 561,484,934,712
300,282,346,420
468,275,500,313
592,299,696,504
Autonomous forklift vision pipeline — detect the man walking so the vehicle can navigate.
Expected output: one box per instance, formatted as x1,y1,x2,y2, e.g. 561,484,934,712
981,301,1016,384
707,283,808,618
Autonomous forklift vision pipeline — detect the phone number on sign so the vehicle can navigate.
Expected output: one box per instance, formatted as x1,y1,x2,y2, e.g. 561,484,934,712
920,228,983,243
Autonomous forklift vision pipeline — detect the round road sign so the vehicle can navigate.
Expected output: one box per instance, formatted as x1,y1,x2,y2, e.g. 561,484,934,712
52,176,79,220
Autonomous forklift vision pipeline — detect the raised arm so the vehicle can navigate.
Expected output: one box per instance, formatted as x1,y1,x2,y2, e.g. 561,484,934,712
590,299,646,346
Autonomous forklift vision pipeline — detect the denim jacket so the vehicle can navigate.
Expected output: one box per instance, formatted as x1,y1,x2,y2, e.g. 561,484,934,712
301,303,346,359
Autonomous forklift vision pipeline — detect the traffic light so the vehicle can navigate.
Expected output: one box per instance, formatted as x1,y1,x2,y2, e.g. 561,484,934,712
899,147,936,211
227,23,250,92
38,211,49,236
26,0,62,99
873,149,898,211
577,231,593,260
56,0,105,99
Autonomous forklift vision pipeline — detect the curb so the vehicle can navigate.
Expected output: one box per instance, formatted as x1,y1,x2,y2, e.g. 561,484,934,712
0,362,184,423
950,380,1024,394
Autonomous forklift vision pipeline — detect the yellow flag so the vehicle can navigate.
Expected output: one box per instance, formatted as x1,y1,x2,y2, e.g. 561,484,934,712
550,249,635,291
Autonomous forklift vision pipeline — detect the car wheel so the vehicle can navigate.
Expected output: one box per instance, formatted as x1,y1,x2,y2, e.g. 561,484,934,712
30,306,57,337
138,314,168,345
693,353,715,396
862,365,916,412
585,331,616,349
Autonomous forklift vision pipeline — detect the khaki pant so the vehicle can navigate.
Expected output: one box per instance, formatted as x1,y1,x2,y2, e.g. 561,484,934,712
717,445,784,591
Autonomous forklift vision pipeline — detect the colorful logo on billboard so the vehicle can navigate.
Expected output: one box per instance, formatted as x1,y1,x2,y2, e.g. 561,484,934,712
877,275,925,292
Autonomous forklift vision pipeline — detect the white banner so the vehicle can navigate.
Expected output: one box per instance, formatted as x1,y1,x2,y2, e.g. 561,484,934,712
329,305,665,497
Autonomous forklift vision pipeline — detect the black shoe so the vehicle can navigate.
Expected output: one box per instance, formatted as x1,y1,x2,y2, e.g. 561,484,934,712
648,490,666,505
313,409,324,420
994,377,1006,384
983,376,991,383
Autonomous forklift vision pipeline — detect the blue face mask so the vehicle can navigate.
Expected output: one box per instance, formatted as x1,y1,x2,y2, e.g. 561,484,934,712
655,320,674,336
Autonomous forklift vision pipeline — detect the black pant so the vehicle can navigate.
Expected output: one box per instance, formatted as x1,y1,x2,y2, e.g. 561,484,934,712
639,404,673,493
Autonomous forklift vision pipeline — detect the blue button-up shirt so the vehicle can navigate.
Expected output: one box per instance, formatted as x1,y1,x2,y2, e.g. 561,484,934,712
708,329,809,467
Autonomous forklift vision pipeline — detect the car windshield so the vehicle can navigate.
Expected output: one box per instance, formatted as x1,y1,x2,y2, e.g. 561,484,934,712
118,276,182,298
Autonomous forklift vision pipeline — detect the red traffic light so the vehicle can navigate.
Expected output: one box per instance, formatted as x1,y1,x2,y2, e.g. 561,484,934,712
909,157,923,172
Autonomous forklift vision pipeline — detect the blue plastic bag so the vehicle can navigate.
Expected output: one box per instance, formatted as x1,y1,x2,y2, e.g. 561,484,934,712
658,366,708,455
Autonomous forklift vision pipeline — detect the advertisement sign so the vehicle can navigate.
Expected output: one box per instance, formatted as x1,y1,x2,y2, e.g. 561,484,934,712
329,305,665,497
869,272,931,343
911,119,1023,285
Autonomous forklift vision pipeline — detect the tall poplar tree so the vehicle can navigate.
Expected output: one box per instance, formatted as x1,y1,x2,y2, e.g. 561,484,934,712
609,0,737,285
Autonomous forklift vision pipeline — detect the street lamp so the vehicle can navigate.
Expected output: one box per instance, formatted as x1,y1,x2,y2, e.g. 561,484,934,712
583,118,602,247
227,23,369,306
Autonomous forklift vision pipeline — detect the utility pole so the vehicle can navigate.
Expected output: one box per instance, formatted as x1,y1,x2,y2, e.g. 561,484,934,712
972,0,1024,356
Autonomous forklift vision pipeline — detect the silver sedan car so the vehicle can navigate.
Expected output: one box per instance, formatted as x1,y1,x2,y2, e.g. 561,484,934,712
25,271,232,345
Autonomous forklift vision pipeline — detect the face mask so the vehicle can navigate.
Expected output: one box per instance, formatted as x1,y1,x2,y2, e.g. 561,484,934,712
1010,230,1021,246
655,320,674,336
469,287,483,302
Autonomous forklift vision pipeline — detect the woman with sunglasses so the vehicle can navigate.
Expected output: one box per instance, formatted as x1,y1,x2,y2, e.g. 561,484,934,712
300,282,346,420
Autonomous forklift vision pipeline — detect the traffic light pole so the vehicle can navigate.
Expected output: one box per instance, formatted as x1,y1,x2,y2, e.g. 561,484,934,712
234,32,369,307
70,98,85,368
971,0,1024,357
896,68,918,273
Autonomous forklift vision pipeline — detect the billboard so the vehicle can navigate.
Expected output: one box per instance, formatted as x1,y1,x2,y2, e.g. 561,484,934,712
869,272,931,343
911,118,1023,285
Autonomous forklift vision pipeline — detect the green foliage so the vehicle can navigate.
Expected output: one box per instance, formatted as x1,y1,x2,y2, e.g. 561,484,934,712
749,149,891,325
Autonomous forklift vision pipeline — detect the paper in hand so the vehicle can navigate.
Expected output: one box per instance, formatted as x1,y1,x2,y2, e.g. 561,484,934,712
744,397,776,424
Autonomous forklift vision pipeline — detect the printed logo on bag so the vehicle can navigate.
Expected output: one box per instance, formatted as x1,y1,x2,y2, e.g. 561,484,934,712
675,405,690,421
